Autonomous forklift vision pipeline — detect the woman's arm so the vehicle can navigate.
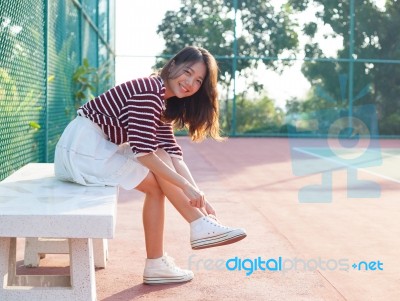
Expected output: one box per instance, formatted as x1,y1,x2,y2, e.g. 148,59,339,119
171,157,197,188
172,157,216,215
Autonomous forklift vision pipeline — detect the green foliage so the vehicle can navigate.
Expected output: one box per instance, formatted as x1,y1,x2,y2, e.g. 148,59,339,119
0,1,47,178
72,58,111,110
48,35,77,120
287,0,400,134
155,0,400,135
156,0,299,86
72,58,98,109
0,68,44,131
0,67,43,173
380,113,400,135
303,22,318,37
224,93,284,134
156,0,299,135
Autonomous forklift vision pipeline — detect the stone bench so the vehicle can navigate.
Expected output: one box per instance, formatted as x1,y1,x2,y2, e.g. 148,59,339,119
0,163,117,301
24,237,108,268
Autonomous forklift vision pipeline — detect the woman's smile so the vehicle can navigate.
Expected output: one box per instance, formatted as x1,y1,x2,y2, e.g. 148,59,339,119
165,61,206,99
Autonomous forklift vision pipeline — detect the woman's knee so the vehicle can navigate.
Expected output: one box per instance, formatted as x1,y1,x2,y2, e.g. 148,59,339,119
135,171,164,199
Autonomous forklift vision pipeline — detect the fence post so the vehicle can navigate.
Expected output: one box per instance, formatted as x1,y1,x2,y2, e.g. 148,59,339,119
348,0,355,129
231,0,238,136
44,0,49,163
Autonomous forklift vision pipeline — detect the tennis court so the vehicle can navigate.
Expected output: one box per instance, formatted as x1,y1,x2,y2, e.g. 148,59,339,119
14,137,400,300
292,144,400,183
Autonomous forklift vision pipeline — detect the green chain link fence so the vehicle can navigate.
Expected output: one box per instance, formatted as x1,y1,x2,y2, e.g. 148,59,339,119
0,0,115,181
2,0,399,180
149,0,400,138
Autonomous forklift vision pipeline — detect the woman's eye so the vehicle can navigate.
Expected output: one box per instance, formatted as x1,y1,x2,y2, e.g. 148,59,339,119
184,70,190,74
197,80,203,85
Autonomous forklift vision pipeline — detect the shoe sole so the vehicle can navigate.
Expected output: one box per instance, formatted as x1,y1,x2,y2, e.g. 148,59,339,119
143,275,194,285
191,229,247,250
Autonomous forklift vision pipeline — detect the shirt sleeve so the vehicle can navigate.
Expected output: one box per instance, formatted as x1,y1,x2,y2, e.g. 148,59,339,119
127,96,163,157
156,123,183,159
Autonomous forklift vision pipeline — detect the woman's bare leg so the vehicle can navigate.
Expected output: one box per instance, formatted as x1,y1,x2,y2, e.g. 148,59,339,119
136,171,195,284
153,148,204,223
136,172,165,259
135,148,206,258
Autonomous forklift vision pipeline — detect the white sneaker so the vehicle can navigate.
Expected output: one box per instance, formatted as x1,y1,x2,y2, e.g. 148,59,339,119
190,216,247,250
143,253,194,285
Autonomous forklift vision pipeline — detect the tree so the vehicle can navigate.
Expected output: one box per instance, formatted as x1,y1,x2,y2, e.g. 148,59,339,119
156,0,299,88
288,0,400,134
156,0,299,134
234,94,285,134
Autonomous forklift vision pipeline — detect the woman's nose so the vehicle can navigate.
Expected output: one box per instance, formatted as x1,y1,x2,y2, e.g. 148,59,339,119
186,76,194,87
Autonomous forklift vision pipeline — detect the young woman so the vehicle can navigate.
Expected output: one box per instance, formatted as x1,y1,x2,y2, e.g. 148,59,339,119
54,46,246,284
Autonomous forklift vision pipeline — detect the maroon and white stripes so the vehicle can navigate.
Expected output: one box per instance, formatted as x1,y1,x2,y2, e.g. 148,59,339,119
77,76,183,158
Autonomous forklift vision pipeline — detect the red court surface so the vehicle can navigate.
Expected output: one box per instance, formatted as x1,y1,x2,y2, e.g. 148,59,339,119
16,137,400,300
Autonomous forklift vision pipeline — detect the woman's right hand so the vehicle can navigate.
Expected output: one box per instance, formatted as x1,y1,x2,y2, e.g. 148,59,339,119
182,183,206,208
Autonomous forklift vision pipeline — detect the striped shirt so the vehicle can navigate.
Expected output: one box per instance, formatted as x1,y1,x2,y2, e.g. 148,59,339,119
77,76,183,158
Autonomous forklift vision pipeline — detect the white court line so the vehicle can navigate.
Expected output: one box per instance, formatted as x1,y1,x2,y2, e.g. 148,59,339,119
293,147,400,184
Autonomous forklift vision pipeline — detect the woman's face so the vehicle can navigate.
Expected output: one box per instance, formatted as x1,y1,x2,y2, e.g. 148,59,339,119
165,61,206,99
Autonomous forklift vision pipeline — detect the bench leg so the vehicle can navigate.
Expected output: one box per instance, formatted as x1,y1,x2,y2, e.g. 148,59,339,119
0,237,11,289
93,238,108,268
24,237,108,268
0,237,97,301
24,238,67,267
69,238,96,300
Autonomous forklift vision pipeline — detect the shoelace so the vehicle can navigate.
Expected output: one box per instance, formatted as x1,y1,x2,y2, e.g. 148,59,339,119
206,215,230,229
163,253,182,271
208,214,220,223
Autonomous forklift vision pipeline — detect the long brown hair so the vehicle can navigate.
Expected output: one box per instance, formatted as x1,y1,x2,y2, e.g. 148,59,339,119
160,46,222,141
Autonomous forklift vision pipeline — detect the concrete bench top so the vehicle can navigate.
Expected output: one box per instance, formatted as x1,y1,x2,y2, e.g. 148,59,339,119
0,163,117,239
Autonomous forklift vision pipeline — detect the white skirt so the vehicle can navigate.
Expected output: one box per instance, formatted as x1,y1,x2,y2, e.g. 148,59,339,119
54,116,149,190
